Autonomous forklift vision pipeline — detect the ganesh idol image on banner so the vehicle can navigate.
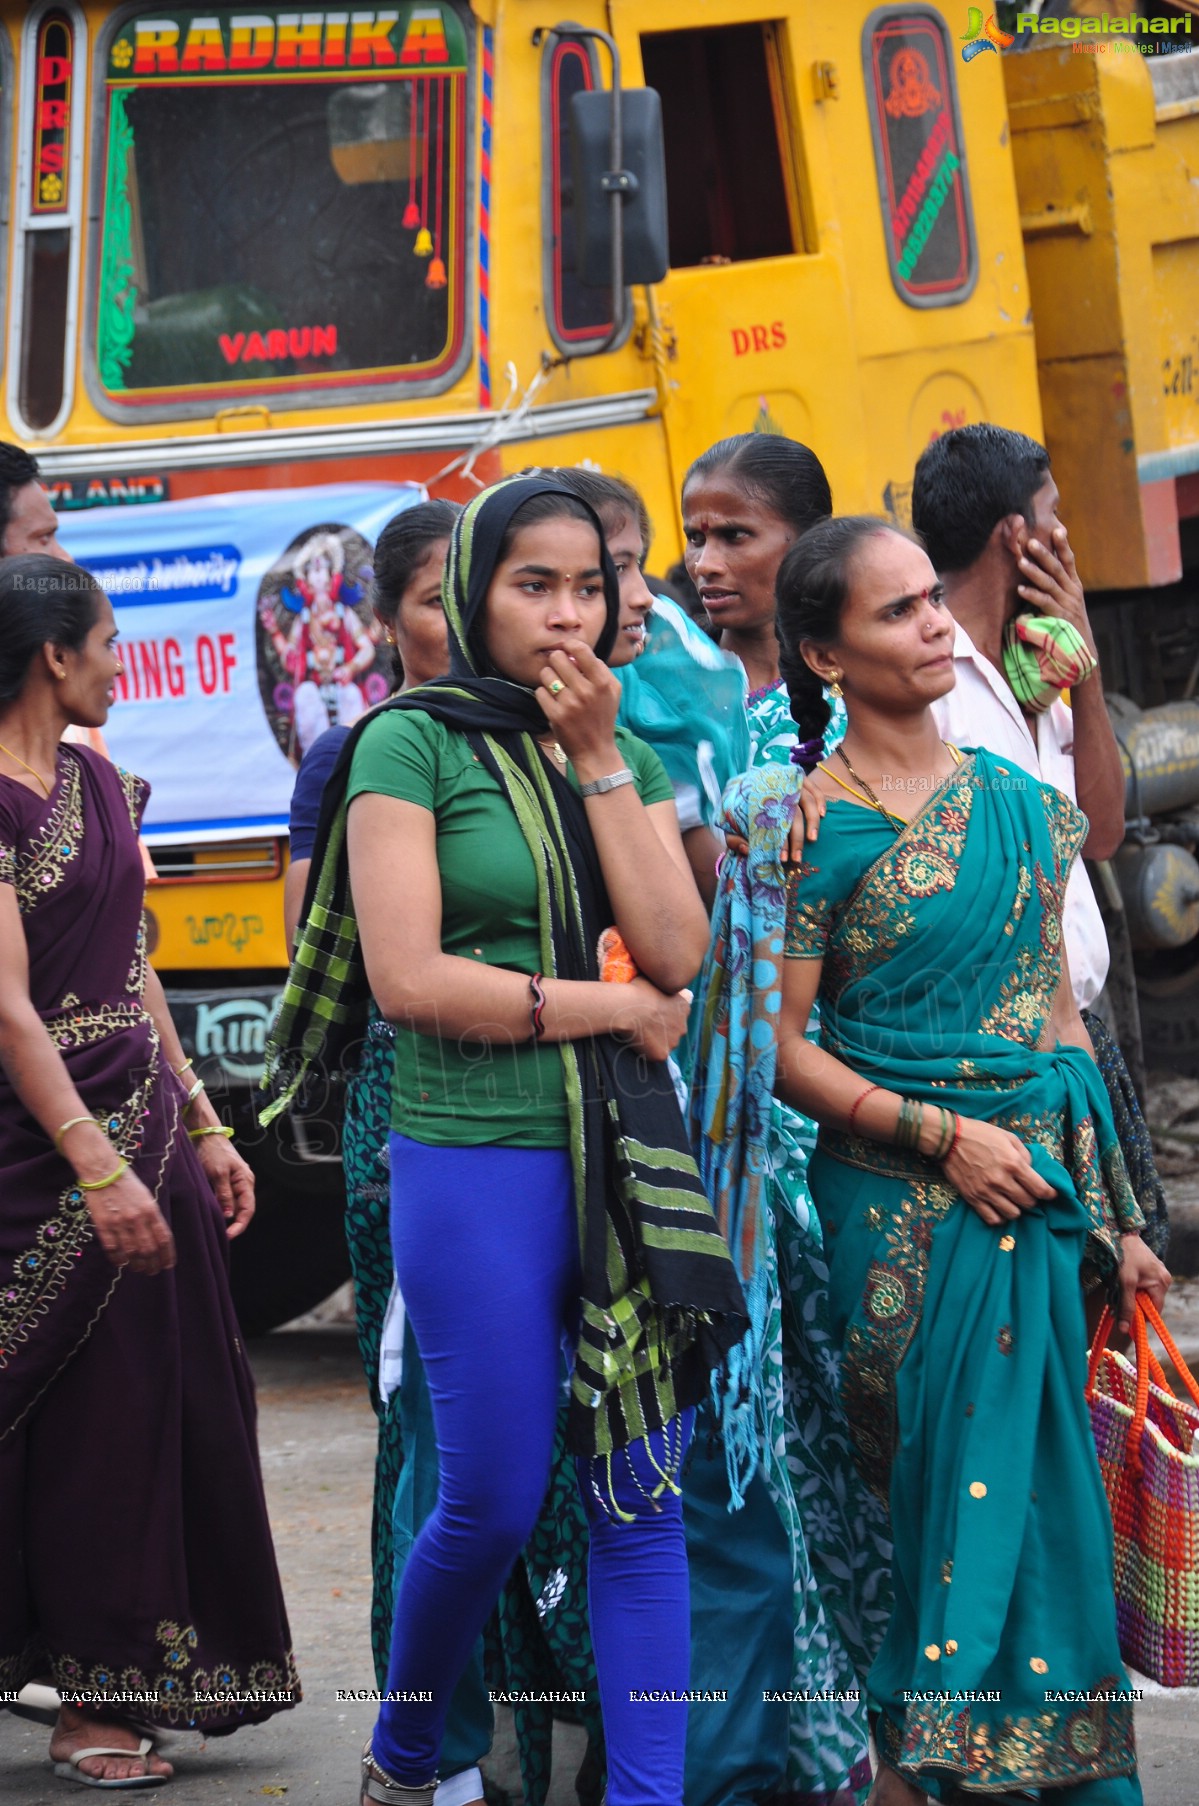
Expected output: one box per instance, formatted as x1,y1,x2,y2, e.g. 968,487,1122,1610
58,482,422,844
256,521,386,759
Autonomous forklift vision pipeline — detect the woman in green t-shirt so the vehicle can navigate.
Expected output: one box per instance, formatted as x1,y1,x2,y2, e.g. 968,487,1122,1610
266,477,746,1806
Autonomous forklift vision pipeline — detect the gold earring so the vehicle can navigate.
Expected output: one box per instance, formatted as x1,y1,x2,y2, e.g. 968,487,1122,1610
383,629,395,645
828,670,843,700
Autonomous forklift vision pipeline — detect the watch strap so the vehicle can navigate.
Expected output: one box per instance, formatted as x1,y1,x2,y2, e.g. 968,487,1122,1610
578,767,636,798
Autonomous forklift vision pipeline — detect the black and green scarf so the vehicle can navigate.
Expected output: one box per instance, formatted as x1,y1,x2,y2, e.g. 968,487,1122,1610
262,477,746,1457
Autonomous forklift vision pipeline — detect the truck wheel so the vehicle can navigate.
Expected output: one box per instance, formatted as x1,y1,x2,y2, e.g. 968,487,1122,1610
222,1092,352,1337
1137,948,1199,1079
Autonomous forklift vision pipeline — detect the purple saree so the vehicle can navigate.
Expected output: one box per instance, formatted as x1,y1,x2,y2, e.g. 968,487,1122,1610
0,745,298,1732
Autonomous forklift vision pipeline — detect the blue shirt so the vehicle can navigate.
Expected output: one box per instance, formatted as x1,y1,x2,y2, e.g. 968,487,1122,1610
288,726,350,861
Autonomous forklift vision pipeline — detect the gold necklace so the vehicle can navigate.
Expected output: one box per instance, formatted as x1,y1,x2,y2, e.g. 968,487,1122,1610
0,740,52,797
827,749,904,830
537,739,568,767
829,742,963,831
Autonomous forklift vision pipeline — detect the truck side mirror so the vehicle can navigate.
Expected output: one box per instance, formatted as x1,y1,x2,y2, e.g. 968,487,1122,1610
569,85,669,291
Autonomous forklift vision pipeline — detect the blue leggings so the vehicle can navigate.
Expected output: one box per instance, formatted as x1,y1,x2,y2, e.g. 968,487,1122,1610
372,1135,694,1806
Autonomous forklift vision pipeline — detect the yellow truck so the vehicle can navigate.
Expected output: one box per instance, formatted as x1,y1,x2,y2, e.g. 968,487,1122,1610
4,0,1196,1321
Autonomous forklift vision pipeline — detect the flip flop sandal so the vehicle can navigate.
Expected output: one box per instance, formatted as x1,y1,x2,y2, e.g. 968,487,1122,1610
360,1740,438,1806
6,1681,61,1727
52,1737,168,1790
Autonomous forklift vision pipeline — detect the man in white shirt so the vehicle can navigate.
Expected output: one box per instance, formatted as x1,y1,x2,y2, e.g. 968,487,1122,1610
912,423,1167,1256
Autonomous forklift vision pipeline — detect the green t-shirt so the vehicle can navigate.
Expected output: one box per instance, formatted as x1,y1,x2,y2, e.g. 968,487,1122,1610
346,711,674,1147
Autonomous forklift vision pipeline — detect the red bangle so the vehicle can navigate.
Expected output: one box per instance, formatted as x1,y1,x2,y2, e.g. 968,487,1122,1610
848,1084,881,1134
945,1113,963,1161
529,972,546,1042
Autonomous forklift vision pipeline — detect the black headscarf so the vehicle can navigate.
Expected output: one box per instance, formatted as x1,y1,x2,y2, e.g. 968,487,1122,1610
443,474,621,682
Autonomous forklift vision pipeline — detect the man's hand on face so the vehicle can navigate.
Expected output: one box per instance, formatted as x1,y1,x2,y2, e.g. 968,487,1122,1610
1015,523,1096,659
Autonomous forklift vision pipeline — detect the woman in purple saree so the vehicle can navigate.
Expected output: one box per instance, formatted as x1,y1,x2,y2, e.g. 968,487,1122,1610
0,556,297,1789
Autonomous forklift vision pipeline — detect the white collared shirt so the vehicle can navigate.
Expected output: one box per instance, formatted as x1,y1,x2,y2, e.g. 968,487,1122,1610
931,622,1110,1009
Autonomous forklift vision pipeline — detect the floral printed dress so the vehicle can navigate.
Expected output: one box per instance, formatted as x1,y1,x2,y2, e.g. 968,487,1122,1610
684,680,887,1806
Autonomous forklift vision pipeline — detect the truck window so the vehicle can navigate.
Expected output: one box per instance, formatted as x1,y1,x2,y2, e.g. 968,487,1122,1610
862,5,977,307
90,5,471,416
542,31,614,352
639,22,799,268
13,5,77,433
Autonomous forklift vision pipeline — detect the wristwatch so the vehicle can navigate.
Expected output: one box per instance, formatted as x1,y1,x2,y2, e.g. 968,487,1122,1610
578,767,635,797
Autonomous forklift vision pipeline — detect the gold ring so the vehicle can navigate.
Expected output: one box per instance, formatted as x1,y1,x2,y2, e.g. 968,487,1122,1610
549,679,564,695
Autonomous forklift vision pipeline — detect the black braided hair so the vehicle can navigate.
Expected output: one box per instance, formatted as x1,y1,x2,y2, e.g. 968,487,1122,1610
373,499,461,685
775,516,919,772
0,556,101,703
681,433,831,534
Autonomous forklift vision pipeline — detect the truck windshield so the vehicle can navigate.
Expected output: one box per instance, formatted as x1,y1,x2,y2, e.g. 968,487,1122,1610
93,6,469,412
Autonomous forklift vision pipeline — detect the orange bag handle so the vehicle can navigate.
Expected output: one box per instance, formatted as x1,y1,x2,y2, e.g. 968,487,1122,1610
1085,1305,1115,1400
1140,1295,1199,1412
1087,1295,1199,1480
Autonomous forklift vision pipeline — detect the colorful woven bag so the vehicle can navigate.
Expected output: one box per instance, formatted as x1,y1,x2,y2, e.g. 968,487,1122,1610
1086,1295,1199,1685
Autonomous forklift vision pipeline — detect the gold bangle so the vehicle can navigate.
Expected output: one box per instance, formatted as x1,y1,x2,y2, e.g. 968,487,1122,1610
79,1159,128,1192
188,1126,234,1141
54,1115,96,1156
173,1058,196,1077
184,1078,206,1106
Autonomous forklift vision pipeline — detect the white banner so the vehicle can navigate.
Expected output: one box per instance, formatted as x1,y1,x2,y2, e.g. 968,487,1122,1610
60,481,423,842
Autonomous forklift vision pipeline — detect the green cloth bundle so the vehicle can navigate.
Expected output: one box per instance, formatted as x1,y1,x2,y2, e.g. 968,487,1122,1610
1002,611,1096,712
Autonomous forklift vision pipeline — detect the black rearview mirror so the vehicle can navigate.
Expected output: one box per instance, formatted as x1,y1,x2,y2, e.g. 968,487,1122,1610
569,84,669,290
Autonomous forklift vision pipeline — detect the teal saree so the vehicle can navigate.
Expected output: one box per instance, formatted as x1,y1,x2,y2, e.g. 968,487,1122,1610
785,748,1144,1804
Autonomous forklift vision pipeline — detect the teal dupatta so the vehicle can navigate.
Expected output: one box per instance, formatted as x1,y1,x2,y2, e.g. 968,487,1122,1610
788,748,1144,1803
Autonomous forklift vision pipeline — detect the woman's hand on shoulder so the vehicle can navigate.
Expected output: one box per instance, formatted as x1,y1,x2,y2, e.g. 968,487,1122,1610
724,772,826,863
943,1117,1056,1226
193,1133,256,1238
538,640,622,774
1117,1233,1171,1335
608,975,693,1062
86,1167,176,1275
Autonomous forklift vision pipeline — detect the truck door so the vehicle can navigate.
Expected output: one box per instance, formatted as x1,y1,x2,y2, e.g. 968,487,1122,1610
614,1,869,520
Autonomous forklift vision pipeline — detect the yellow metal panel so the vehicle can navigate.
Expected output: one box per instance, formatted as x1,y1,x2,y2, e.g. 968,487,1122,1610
499,419,679,564
1036,352,1153,590
1006,43,1198,589
601,0,1041,540
1156,239,1199,460
147,873,289,973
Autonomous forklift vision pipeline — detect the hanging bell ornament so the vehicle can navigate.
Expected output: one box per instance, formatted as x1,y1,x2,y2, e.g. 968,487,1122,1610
403,200,420,229
425,256,447,290
414,226,433,257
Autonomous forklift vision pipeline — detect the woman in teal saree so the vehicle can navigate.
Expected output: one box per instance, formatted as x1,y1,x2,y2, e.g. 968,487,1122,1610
763,517,1169,1805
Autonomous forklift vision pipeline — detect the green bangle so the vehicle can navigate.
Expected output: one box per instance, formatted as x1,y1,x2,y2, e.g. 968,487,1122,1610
188,1126,234,1141
895,1096,927,1154
79,1158,128,1192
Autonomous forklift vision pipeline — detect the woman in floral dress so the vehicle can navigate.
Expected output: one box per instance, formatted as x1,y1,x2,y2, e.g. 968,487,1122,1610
682,437,882,1806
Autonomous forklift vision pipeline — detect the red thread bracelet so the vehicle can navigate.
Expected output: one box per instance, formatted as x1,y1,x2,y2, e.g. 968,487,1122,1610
848,1084,881,1134
945,1113,963,1161
529,973,547,1042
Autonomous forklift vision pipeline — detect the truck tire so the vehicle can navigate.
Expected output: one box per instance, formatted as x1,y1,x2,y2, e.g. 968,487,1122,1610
1137,950,1199,1080
221,1090,352,1337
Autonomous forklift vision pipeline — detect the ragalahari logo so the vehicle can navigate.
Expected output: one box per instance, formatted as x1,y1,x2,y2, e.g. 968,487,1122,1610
960,8,1015,59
